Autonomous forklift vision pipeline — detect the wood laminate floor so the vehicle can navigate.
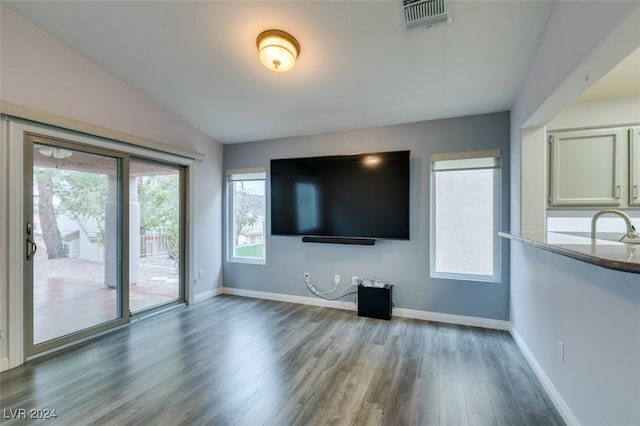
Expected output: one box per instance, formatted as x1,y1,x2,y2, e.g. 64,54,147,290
0,295,564,425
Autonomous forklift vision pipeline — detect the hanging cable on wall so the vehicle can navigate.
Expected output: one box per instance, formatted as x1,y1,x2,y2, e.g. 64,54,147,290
304,275,359,301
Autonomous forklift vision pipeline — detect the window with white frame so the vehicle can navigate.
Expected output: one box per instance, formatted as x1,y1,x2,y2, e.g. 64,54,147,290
227,169,266,264
430,150,501,282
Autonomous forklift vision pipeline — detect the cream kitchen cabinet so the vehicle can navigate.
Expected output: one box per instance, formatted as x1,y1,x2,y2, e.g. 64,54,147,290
548,128,624,206
631,126,640,206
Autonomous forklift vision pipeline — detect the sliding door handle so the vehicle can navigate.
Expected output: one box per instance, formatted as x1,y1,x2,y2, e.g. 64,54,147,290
26,237,37,261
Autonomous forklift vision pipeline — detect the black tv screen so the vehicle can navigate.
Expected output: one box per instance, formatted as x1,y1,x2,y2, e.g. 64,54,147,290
270,150,410,240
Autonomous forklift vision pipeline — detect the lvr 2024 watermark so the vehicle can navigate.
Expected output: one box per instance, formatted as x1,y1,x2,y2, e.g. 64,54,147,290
3,408,57,419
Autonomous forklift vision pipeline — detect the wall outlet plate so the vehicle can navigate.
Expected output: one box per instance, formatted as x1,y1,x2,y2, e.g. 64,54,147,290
334,274,340,285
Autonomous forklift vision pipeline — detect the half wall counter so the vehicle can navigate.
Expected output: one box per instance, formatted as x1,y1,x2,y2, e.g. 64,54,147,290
499,231,640,274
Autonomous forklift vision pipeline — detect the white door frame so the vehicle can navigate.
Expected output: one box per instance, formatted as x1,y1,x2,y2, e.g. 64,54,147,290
6,118,196,368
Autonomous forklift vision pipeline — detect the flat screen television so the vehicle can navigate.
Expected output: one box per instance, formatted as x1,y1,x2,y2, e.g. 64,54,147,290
270,150,410,241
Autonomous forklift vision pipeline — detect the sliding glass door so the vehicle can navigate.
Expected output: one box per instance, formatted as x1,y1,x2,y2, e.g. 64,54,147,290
24,134,186,356
129,159,184,314
25,134,129,355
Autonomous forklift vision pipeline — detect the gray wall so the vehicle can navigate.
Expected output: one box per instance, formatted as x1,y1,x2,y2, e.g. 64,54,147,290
509,2,640,424
224,112,510,320
511,243,640,426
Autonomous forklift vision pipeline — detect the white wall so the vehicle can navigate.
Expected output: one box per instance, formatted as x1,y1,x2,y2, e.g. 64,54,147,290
511,2,640,425
0,6,223,365
548,96,640,130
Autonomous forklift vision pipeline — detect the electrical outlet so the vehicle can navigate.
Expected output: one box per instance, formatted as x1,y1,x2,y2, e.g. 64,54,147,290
199,269,205,279
352,276,359,285
334,274,340,285
557,340,564,362
304,272,310,282
0,330,5,339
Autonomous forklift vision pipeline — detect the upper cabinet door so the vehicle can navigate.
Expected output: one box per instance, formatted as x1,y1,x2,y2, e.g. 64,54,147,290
630,127,640,206
549,128,623,206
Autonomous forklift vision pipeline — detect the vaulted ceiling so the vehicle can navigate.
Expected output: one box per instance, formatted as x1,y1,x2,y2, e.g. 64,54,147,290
6,1,558,144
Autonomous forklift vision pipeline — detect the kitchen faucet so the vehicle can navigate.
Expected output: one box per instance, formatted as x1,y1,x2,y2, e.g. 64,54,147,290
591,209,640,242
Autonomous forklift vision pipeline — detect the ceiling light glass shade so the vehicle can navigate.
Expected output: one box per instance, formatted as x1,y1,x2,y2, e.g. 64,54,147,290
256,29,300,73
53,148,73,159
39,146,73,159
39,146,54,157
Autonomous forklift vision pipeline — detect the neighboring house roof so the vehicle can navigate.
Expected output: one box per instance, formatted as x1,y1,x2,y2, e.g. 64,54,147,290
76,217,102,242
61,229,79,242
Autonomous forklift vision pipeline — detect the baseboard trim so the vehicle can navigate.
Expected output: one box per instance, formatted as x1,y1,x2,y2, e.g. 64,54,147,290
393,307,510,331
221,287,509,330
222,287,356,311
510,326,581,426
194,288,223,303
0,357,9,372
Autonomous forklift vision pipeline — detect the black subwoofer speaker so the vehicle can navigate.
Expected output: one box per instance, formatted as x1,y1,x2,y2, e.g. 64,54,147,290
357,284,393,320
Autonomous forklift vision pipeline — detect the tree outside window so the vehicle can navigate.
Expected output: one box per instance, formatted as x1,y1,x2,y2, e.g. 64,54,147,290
228,171,266,263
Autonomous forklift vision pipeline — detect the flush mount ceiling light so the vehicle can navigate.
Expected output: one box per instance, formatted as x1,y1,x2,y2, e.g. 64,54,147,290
39,146,72,159
256,29,300,73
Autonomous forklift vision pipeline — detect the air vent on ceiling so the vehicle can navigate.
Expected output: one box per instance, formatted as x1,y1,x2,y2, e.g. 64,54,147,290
403,0,451,30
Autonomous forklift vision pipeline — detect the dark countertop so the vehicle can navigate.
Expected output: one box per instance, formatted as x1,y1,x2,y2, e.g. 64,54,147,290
499,231,640,274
